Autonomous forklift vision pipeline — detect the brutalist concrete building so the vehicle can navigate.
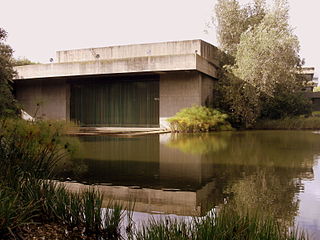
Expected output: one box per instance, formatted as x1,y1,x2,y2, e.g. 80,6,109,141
14,40,219,128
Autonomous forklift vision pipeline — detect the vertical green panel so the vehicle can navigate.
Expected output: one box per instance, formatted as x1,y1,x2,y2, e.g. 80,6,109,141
70,75,159,127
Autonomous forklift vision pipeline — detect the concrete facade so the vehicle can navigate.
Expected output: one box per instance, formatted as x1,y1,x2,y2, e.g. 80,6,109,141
14,40,219,128
15,79,70,120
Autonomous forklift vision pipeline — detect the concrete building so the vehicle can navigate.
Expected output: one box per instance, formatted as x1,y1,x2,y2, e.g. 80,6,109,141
14,40,219,128
299,67,316,92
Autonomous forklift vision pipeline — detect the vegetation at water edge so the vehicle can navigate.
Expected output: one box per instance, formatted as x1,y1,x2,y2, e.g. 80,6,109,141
0,119,130,239
135,207,308,240
168,106,233,132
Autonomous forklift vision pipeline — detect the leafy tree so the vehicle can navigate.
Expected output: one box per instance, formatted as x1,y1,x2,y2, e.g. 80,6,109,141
260,92,311,119
0,28,19,117
214,0,306,127
215,0,248,57
215,0,266,57
232,0,301,95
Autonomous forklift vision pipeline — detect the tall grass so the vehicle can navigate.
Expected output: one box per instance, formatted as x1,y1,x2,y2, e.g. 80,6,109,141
254,116,320,130
135,208,308,240
0,119,127,239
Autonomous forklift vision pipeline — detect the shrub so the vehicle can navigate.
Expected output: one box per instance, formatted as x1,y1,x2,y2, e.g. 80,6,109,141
168,106,232,132
0,118,129,239
260,92,312,120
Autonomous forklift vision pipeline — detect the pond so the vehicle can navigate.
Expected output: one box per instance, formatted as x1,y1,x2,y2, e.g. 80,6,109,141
57,131,320,238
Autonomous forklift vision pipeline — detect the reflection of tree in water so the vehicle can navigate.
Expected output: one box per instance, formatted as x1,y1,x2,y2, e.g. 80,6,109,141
167,131,319,223
203,131,320,226
224,168,301,227
55,131,320,223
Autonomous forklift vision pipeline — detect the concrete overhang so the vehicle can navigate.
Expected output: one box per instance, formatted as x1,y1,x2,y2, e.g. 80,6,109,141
14,53,217,81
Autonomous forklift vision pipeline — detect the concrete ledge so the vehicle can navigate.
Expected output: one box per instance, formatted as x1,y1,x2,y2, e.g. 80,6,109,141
14,54,217,80
14,54,197,79
68,127,171,136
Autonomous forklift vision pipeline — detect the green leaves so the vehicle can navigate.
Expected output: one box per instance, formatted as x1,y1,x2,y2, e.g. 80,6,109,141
214,0,304,128
168,106,232,132
0,28,19,117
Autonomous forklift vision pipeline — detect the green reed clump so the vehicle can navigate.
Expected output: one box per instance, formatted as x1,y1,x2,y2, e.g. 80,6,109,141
254,116,320,130
168,106,232,132
135,208,308,240
0,118,127,239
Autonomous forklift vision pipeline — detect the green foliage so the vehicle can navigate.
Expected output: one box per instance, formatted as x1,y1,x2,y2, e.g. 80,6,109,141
215,0,266,57
0,119,74,184
0,185,37,236
214,72,261,128
0,28,19,117
135,207,308,240
11,57,38,66
254,116,320,130
167,106,232,132
0,118,132,239
213,0,303,128
260,92,312,119
232,1,301,95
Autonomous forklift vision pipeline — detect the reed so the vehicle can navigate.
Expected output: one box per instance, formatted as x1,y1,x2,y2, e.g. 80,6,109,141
0,119,126,239
134,208,308,240
254,116,320,130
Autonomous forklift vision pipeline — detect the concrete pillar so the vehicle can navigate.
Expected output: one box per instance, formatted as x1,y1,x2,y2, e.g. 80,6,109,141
159,71,215,128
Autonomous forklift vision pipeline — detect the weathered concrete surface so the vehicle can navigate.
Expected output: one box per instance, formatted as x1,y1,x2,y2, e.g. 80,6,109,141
159,71,216,128
56,39,219,66
160,71,201,117
14,79,69,120
62,181,216,216
201,74,215,106
15,54,217,80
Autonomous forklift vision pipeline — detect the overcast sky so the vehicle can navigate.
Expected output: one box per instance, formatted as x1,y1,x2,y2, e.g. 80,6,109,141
1,0,319,76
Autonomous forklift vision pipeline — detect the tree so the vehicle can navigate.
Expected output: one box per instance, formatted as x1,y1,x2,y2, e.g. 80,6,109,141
215,0,266,57
232,0,301,95
214,0,305,127
0,28,19,117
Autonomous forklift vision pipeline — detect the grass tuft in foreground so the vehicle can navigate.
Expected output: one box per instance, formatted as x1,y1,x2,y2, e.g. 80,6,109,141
0,119,128,239
135,208,308,240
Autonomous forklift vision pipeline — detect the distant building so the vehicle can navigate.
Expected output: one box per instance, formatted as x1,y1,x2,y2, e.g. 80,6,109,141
298,67,316,92
13,40,219,128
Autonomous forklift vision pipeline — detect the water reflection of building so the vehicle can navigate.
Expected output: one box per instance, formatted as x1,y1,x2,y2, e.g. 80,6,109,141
63,182,216,216
59,132,318,217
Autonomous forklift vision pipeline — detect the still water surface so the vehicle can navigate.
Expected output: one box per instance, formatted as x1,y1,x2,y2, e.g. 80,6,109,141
58,131,320,238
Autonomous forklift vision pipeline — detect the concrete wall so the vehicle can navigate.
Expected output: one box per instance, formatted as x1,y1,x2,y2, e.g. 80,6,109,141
159,71,201,126
15,79,69,120
56,40,207,63
15,54,208,80
159,71,216,128
201,74,215,106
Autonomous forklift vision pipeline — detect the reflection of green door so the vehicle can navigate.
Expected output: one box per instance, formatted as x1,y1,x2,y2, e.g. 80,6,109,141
70,76,159,127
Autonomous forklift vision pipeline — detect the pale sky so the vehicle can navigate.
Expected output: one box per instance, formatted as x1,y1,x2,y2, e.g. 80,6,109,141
1,0,319,76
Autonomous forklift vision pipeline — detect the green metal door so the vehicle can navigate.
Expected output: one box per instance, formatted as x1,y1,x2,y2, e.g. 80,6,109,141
70,75,159,127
